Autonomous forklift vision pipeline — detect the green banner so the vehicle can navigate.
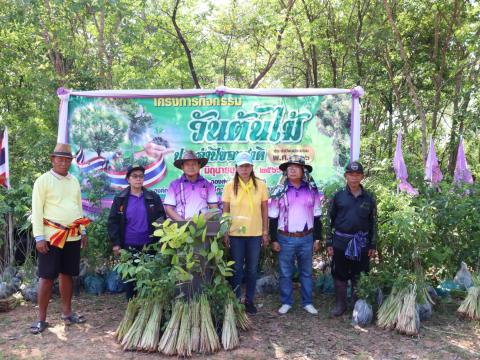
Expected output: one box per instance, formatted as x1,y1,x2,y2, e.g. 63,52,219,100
67,93,353,202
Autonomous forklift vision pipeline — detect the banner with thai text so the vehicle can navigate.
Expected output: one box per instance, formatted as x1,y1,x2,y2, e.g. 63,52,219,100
58,87,363,209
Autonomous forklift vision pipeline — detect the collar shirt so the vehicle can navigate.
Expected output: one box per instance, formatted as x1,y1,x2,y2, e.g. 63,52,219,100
221,178,269,236
50,169,72,180
325,185,377,249
31,170,83,241
269,181,322,232
124,192,150,246
164,175,217,219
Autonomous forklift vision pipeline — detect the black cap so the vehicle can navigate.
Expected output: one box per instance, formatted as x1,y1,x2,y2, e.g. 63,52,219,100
345,161,364,174
126,165,145,179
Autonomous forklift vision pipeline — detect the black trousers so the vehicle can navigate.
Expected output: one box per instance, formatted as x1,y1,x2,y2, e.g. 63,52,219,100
331,246,369,282
124,244,147,301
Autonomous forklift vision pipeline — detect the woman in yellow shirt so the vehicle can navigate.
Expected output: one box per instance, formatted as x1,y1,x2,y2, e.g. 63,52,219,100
222,152,269,314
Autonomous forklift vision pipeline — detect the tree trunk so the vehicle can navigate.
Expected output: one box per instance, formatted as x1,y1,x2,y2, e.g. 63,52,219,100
292,20,311,87
387,93,394,159
311,46,319,87
446,70,462,175
383,0,428,161
354,0,371,84
40,0,67,84
222,37,232,86
172,0,201,89
384,48,407,135
431,0,461,131
249,0,296,88
92,10,106,84
301,0,319,87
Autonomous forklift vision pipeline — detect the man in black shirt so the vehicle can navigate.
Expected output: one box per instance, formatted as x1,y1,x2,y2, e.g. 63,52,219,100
325,161,377,316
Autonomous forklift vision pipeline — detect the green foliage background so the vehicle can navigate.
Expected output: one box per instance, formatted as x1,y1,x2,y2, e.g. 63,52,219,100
0,0,479,279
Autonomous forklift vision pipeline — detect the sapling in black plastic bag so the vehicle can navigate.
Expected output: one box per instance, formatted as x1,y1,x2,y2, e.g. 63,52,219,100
454,262,473,290
352,300,373,326
352,273,376,326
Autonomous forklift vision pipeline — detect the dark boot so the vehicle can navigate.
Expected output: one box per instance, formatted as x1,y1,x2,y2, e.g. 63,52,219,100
330,279,347,317
125,280,136,301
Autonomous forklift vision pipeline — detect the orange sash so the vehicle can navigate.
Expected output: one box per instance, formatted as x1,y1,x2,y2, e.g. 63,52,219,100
43,218,91,248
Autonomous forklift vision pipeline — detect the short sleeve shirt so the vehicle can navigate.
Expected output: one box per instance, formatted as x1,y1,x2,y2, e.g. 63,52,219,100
164,175,217,219
269,181,322,232
222,178,269,236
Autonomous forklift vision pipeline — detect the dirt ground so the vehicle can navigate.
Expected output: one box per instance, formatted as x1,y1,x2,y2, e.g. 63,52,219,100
1,291,479,360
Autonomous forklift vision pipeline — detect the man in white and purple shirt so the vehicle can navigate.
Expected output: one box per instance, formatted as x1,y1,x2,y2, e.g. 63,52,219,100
164,150,218,220
269,155,322,315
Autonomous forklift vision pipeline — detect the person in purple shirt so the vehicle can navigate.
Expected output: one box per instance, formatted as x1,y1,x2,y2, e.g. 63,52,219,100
269,155,322,315
107,165,165,300
164,150,218,220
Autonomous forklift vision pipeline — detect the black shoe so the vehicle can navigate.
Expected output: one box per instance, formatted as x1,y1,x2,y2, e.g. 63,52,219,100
30,320,49,334
245,302,257,314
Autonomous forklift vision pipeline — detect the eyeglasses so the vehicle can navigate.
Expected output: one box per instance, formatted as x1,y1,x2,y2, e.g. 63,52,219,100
130,174,144,179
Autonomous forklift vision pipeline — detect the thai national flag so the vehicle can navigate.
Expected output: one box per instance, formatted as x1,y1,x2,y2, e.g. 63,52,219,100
77,156,106,173
0,128,10,189
106,157,167,189
75,147,85,164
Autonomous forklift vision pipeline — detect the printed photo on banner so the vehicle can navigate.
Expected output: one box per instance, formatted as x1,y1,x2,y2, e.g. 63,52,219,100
64,92,357,211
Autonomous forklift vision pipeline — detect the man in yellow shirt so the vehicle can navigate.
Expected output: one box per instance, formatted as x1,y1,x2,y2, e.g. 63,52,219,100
30,143,89,334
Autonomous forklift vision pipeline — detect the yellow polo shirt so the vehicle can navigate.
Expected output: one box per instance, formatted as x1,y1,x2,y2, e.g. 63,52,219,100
31,170,84,242
222,178,269,236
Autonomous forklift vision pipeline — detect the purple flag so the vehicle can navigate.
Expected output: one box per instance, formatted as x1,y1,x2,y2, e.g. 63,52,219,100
454,136,473,184
393,130,418,195
425,135,443,186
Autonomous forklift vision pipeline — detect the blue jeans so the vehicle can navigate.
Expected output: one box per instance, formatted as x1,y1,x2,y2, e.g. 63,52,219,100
278,233,314,306
229,236,261,304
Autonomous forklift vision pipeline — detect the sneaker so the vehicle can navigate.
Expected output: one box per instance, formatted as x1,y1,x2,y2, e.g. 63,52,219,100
303,304,318,315
245,302,257,314
278,304,292,314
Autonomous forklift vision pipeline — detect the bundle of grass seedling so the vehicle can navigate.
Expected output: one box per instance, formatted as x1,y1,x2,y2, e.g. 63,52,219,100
114,243,174,351
377,265,434,336
199,293,222,353
235,302,252,331
176,301,193,356
114,213,250,356
121,300,153,350
190,299,201,352
158,299,183,355
157,294,224,356
222,298,239,350
377,286,407,330
395,284,420,336
115,299,140,342
119,295,170,351
457,274,480,320
139,299,164,351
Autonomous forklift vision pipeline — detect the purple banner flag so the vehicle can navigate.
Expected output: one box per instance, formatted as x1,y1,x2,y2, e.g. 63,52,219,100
393,130,418,195
454,136,473,185
425,135,443,186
